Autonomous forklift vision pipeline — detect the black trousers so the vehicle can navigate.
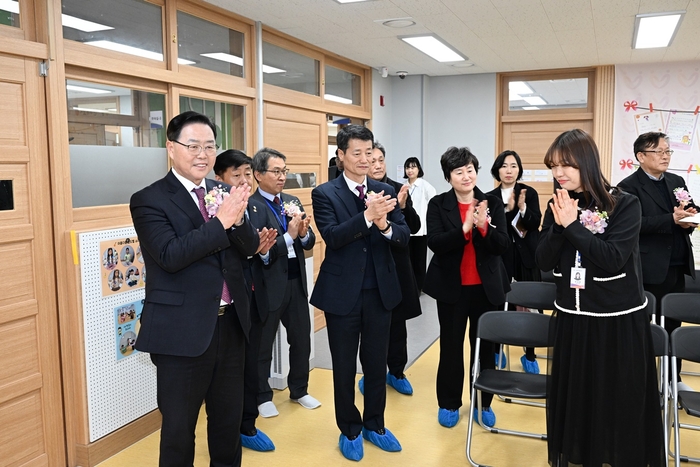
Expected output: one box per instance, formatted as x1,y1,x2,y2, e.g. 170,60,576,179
387,311,408,377
645,265,686,376
325,288,392,437
241,297,264,433
436,285,498,410
408,235,428,291
258,277,311,402
152,309,245,467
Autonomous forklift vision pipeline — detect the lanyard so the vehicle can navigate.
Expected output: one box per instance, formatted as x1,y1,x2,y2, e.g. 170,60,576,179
263,197,287,231
575,251,582,268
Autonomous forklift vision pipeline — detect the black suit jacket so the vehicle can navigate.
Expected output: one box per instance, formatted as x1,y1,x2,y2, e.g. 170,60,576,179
423,187,511,306
618,168,696,283
310,176,410,315
487,182,541,272
382,176,422,319
130,171,259,357
245,198,271,322
249,190,316,312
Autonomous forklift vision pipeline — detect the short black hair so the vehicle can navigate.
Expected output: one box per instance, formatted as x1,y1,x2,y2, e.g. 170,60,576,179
403,157,424,179
490,150,523,182
439,147,480,181
337,125,374,152
166,111,216,142
252,147,286,180
373,141,386,157
214,149,252,176
633,132,668,162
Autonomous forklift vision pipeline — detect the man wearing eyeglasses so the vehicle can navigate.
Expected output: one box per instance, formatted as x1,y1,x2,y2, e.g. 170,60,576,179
130,111,259,466
619,132,697,386
250,147,320,419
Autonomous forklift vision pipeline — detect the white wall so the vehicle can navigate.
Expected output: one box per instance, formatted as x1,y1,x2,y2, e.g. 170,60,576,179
372,72,498,193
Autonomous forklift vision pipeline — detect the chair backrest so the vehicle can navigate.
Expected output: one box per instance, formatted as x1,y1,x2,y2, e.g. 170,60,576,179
671,326,700,362
661,293,700,324
644,291,656,322
649,323,668,357
505,281,557,310
477,310,551,348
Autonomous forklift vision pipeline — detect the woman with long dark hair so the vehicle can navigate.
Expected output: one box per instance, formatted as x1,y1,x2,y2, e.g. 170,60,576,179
423,147,510,429
536,129,663,467
404,157,436,291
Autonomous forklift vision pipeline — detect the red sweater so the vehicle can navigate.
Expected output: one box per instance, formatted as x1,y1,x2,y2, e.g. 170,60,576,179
458,202,487,285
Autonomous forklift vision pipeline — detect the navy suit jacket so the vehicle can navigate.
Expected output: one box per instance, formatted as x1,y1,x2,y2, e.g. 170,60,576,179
618,168,696,283
250,189,316,312
310,176,410,315
130,171,259,357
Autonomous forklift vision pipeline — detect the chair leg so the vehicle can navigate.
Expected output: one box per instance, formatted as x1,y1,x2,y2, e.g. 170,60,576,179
466,388,491,467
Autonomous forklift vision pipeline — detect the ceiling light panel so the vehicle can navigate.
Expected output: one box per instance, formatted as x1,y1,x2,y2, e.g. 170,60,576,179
400,35,466,62
633,12,684,49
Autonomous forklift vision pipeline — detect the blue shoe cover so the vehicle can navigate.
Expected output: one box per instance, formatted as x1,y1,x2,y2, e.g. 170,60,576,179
438,407,459,427
362,427,402,452
473,407,496,427
339,433,363,461
386,373,413,395
358,376,364,395
520,354,540,374
240,430,275,451
495,352,507,369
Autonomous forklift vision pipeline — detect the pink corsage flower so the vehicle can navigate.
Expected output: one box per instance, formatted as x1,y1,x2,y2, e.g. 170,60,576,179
579,208,608,234
204,185,229,217
281,200,302,217
674,187,692,207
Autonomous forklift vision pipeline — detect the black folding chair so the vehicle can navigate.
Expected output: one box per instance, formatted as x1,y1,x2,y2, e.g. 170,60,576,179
645,291,657,325
671,326,700,466
466,310,551,467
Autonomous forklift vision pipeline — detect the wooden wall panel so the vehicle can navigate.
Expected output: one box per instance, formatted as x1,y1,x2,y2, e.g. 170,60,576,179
0,82,26,146
0,241,34,308
0,317,40,388
0,392,45,466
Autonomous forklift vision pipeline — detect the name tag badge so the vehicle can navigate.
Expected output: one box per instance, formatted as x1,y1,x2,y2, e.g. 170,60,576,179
570,267,586,289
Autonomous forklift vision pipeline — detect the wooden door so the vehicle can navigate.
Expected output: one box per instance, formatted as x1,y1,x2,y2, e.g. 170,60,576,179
502,120,594,217
0,53,65,466
263,102,326,330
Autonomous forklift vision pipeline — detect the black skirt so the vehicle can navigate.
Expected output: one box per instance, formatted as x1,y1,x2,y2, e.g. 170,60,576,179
547,309,665,467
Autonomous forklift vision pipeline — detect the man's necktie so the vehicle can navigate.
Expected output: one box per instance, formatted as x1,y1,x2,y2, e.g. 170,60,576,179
356,185,365,200
193,187,232,305
273,195,281,205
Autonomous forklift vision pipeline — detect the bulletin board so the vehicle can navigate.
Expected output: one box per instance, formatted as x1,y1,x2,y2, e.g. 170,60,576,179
613,61,700,269
79,227,157,442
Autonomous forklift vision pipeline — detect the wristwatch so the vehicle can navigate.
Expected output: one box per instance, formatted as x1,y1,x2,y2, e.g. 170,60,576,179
379,221,392,233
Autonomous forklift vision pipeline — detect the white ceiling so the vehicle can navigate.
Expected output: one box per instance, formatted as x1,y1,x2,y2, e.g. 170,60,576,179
205,0,700,77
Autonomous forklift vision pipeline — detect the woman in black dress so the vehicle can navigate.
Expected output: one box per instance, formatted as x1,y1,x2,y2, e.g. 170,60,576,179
536,129,663,467
487,150,542,373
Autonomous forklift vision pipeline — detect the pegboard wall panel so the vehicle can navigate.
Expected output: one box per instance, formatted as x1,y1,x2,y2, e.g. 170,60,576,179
79,227,157,442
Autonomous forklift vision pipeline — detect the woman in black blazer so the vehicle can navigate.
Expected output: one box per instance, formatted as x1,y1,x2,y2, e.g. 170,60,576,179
487,150,542,374
423,147,510,429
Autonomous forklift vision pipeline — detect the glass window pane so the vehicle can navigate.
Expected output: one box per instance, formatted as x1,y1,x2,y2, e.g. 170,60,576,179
177,11,244,77
324,65,360,106
62,0,164,64
0,180,13,210
67,79,168,208
284,172,316,189
508,78,588,111
0,0,20,28
262,41,319,96
179,96,246,152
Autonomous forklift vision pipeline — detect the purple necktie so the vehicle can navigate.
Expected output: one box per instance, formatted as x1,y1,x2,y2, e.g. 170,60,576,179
356,185,365,200
273,195,280,205
193,187,232,305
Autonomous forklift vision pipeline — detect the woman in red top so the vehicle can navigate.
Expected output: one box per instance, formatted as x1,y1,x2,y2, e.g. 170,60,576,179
423,147,510,429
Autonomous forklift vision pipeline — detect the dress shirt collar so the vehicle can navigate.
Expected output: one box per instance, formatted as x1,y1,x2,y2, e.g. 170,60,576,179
641,169,664,181
171,168,207,193
257,188,279,203
342,172,368,196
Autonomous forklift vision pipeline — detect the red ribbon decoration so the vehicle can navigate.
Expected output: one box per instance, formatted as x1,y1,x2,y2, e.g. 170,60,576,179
619,159,634,170
623,100,638,112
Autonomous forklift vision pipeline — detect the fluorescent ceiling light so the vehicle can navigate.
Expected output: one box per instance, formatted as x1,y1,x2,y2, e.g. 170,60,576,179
62,14,113,32
66,84,112,94
201,52,243,65
400,35,465,63
524,96,547,106
509,81,533,95
0,0,18,14
633,12,684,49
324,94,353,104
262,64,286,74
86,40,163,62
72,106,116,114
508,91,523,101
522,106,540,110
335,0,371,3
178,58,196,65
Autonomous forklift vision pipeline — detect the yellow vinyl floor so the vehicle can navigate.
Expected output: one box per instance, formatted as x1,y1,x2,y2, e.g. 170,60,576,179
98,339,700,467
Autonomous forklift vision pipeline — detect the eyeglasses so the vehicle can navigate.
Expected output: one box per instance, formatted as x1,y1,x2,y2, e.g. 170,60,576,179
642,149,674,156
171,140,219,156
264,169,290,177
